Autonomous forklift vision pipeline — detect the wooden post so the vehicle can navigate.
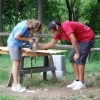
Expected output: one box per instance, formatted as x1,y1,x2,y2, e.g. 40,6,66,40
7,73,13,87
48,55,57,82
43,56,49,80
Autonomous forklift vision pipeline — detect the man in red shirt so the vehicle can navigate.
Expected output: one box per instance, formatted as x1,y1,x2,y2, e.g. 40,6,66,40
37,20,95,90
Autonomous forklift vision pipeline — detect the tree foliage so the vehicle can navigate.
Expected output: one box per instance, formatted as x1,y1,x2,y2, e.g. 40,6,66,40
43,0,68,25
88,3,100,34
2,0,38,31
65,0,81,21
1,0,100,35
79,0,100,35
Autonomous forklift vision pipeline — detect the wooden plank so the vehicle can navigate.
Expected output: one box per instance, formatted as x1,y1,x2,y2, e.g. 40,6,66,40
0,47,68,56
20,67,56,74
36,50,68,54
22,48,68,53
0,47,9,54
0,32,100,39
0,32,100,51
23,66,44,69
22,52,50,57
0,32,10,36
91,48,100,51
0,50,9,54
7,73,13,87
0,46,8,50
0,47,50,56
0,32,54,38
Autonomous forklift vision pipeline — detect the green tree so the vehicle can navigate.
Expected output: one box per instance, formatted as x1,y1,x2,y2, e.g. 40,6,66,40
88,2,100,34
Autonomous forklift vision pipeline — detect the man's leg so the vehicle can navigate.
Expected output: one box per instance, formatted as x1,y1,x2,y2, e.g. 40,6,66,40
67,63,79,88
72,63,79,80
78,64,84,82
67,63,85,89
72,64,85,90
72,63,84,82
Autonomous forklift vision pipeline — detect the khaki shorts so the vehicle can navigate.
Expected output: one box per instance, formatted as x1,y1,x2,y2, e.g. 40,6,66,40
8,44,22,60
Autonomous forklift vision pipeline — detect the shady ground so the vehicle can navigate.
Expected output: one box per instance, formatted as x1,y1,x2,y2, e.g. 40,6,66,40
0,72,100,100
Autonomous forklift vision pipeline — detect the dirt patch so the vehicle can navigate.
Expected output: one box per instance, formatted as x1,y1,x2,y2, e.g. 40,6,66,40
0,84,100,100
0,73,100,100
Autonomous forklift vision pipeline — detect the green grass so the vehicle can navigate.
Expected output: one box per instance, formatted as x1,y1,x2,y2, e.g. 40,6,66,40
0,95,22,100
0,51,100,100
0,51,100,84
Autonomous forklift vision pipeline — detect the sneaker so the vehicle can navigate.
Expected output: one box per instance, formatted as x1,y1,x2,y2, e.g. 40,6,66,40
73,81,85,90
11,84,26,92
67,80,78,88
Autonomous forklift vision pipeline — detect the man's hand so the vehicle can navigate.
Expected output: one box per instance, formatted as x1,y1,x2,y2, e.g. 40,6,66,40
74,53,80,61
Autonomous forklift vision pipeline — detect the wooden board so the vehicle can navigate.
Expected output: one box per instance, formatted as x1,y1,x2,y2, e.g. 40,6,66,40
0,46,9,51
0,46,68,54
36,50,68,54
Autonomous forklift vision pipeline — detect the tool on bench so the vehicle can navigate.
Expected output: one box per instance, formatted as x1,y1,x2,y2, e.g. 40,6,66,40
24,39,36,51
32,39,36,51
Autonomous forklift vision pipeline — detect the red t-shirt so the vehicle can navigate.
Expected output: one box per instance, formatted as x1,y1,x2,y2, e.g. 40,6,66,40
53,21,95,42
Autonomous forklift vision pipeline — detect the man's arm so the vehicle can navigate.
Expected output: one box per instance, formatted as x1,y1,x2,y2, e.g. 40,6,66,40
69,33,80,61
37,39,58,50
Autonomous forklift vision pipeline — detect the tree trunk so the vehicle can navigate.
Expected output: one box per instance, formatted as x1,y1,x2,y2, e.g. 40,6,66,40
98,0,100,3
0,0,4,46
15,0,19,25
38,0,44,41
65,0,79,21
65,0,72,21
38,0,44,22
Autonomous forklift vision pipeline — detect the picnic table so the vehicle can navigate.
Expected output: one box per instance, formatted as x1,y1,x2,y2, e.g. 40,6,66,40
0,47,68,87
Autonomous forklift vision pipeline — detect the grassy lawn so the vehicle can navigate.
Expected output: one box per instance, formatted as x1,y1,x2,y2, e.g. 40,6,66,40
0,51,100,100
0,51,100,84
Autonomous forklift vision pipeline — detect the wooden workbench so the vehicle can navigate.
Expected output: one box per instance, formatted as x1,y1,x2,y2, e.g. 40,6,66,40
0,47,68,87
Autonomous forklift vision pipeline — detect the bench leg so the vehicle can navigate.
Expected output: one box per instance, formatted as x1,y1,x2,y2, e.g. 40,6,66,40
51,71,57,82
48,55,57,82
43,55,57,81
7,73,13,87
43,56,48,80
19,75,24,84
